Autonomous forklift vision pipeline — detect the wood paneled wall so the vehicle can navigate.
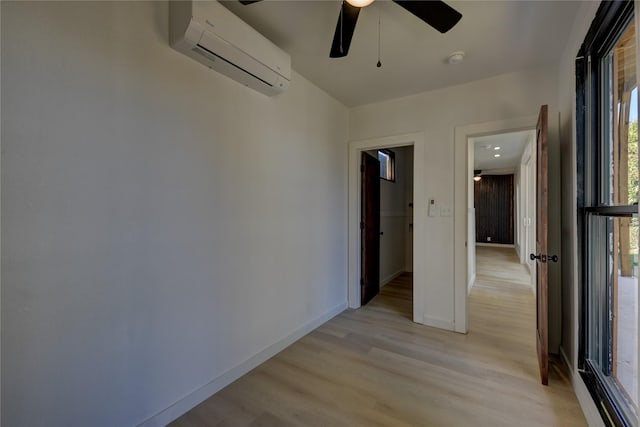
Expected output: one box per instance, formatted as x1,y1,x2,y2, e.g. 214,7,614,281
474,174,514,244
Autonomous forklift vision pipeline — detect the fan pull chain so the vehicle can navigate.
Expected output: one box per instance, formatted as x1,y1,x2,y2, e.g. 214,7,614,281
340,4,344,54
376,14,382,68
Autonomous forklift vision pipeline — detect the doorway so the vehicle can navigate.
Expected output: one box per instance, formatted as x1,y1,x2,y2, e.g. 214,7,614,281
348,132,425,323
468,129,537,292
454,115,540,333
361,146,415,307
457,109,563,379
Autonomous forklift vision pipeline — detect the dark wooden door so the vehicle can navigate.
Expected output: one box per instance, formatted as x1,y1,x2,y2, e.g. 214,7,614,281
361,152,380,305
534,105,549,385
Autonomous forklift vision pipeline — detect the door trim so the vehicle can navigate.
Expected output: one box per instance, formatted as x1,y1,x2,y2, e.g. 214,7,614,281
348,133,424,323
454,116,538,333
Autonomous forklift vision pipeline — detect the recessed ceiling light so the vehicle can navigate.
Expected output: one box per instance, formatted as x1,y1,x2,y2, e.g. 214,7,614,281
494,146,501,150
447,51,465,65
494,154,501,158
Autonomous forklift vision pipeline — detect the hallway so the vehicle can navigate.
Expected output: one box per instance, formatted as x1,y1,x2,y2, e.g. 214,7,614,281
171,258,586,426
475,245,532,288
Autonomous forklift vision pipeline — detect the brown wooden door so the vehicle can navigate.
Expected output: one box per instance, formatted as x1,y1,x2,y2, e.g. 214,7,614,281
534,105,549,385
361,152,380,305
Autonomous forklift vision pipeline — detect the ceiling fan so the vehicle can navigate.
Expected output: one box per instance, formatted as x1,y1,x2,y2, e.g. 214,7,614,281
238,0,463,58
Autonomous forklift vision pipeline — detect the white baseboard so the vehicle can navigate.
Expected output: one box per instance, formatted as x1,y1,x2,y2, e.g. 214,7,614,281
559,346,574,377
380,270,404,288
467,273,476,295
138,301,348,427
422,315,455,331
559,346,605,427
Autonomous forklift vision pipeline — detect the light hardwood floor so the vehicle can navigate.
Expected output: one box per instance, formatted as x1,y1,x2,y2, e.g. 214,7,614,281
171,247,587,426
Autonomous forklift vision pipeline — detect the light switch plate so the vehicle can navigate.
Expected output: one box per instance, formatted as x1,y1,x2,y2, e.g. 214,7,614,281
428,199,438,217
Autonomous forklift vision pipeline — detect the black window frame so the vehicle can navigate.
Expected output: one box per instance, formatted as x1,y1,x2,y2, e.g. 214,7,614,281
378,149,396,182
576,2,637,426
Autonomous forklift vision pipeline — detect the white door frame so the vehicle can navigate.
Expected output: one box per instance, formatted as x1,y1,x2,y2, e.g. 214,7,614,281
348,132,425,323
519,145,532,265
454,116,537,333
521,139,538,282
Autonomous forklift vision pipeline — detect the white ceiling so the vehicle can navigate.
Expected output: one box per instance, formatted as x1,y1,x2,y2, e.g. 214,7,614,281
473,130,532,172
221,0,583,107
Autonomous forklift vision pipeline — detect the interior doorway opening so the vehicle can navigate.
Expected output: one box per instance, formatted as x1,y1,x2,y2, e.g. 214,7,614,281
467,129,537,293
360,146,414,312
348,132,424,324
458,108,560,387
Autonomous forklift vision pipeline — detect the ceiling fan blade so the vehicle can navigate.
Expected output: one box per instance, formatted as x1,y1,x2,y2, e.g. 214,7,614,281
239,0,263,5
393,0,462,33
329,1,361,58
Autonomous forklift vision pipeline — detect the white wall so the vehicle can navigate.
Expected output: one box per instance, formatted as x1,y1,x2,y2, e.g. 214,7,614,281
378,146,413,285
557,0,598,376
1,2,348,426
350,66,558,331
547,112,563,355
522,134,537,274
515,136,531,264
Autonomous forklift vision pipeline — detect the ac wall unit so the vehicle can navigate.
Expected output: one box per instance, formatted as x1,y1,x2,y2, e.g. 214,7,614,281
169,0,291,96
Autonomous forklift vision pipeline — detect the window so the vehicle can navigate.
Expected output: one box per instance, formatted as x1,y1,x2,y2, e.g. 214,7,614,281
378,149,395,181
577,2,638,426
